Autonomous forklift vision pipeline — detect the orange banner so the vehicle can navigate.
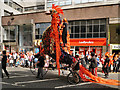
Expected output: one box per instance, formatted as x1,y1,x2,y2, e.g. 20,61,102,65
70,38,106,46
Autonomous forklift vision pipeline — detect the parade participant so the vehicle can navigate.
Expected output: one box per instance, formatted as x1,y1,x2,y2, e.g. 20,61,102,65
36,53,45,79
71,54,80,73
62,18,68,47
88,52,97,76
2,50,9,78
103,52,110,78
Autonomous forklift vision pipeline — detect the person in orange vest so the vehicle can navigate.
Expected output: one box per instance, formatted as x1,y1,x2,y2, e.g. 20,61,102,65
103,52,110,78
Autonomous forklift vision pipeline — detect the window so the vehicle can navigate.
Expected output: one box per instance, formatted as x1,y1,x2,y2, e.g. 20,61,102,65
75,34,79,38
37,5,44,9
100,33,106,37
75,26,79,33
3,26,16,40
35,23,51,39
9,0,13,7
93,33,99,38
81,26,86,33
4,0,8,4
87,33,92,38
87,26,92,32
100,25,106,32
24,7,34,11
68,19,106,38
74,0,80,4
82,0,89,3
93,25,99,32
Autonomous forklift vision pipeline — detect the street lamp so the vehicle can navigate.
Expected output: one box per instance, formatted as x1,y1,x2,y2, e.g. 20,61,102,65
7,13,14,53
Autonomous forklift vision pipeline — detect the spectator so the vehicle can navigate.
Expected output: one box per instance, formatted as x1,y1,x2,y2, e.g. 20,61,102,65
13,52,18,67
113,55,119,73
95,55,100,76
9,53,14,67
79,54,86,68
100,55,105,73
117,54,120,72
88,52,97,76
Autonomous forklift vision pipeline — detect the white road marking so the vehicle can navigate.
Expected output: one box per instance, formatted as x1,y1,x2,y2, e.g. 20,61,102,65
3,75,35,79
55,82,92,89
1,78,59,87
15,78,59,85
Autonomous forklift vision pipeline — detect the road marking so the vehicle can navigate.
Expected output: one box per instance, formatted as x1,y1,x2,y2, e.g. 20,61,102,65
3,75,35,79
15,78,59,85
1,78,59,87
55,82,92,89
0,82,25,87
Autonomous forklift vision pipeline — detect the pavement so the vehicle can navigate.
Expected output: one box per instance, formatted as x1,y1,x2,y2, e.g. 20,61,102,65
0,66,120,90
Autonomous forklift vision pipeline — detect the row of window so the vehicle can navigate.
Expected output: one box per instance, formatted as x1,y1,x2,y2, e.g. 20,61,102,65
74,0,104,4
47,0,72,7
35,19,106,39
4,0,23,12
47,0,105,7
69,19,107,38
24,5,45,11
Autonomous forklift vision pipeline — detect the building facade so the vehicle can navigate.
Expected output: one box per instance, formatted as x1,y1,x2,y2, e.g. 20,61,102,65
0,0,46,52
1,0,120,56
0,0,23,52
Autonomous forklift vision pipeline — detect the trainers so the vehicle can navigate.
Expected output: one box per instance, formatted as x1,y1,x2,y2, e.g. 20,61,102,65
36,76,39,78
7,75,9,79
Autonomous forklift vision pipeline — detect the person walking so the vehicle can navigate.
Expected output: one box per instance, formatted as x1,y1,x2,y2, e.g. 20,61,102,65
36,53,45,79
88,52,97,76
103,52,110,78
2,50,9,78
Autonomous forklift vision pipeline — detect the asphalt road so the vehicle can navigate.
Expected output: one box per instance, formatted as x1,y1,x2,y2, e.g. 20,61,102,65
1,66,120,90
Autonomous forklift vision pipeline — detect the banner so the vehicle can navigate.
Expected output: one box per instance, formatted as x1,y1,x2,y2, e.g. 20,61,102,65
70,38,106,46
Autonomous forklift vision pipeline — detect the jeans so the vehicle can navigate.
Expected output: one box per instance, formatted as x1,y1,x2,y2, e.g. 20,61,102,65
113,62,118,72
37,67,43,78
2,66,9,77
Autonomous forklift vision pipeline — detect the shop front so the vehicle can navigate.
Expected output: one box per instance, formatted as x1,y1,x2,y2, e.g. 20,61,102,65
70,38,106,59
110,44,120,54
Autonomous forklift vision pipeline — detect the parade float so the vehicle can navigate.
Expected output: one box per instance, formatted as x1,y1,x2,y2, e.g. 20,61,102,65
39,4,120,86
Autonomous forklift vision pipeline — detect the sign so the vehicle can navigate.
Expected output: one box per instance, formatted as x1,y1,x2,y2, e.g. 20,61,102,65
70,38,106,46
112,45,120,50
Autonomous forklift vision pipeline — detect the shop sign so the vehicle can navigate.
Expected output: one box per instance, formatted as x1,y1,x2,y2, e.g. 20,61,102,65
112,45,120,50
70,38,106,46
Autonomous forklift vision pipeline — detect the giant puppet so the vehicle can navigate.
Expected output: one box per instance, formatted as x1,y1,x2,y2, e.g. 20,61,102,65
40,4,120,86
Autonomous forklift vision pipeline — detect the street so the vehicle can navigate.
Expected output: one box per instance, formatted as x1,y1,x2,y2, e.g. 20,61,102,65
1,67,120,90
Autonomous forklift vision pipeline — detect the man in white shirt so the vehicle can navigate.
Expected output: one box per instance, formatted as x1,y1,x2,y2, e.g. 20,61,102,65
13,52,17,67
